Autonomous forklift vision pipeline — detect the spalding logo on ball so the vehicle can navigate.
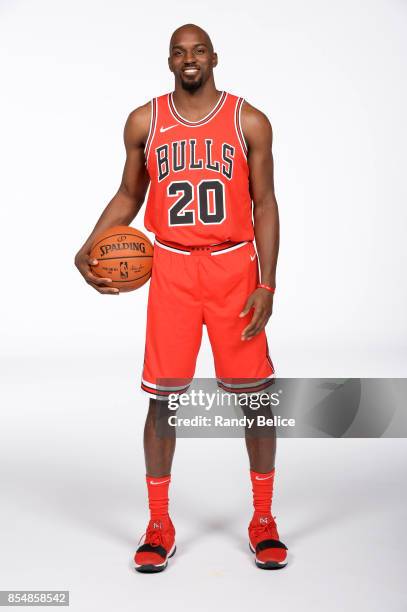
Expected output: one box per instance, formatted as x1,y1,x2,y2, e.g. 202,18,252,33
90,226,153,292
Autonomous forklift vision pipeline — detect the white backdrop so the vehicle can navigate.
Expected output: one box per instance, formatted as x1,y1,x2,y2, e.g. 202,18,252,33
1,0,406,376
1,2,406,611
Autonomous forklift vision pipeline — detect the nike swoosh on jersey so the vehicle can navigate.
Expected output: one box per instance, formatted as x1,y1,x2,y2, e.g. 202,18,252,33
250,254,257,261
160,125,178,133
255,474,273,480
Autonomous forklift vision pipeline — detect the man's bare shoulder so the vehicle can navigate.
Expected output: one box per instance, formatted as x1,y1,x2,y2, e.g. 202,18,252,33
124,101,151,147
240,99,273,146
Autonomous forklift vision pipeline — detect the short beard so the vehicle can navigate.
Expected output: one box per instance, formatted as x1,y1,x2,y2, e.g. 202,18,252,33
180,76,203,92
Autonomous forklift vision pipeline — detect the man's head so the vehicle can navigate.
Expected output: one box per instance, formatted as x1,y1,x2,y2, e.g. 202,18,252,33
168,24,218,92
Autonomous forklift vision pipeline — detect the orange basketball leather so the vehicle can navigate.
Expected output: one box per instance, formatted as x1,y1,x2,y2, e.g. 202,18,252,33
90,225,153,292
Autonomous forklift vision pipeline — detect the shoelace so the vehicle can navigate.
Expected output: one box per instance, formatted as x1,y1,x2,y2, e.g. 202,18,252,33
138,525,165,548
252,516,279,541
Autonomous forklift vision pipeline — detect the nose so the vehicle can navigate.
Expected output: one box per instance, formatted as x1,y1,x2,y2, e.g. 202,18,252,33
184,50,196,64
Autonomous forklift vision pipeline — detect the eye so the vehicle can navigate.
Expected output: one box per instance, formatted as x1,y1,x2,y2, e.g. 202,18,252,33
196,48,205,54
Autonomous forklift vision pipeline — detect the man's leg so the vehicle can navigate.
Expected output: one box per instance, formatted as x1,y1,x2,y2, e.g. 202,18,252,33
134,398,177,573
244,412,276,472
144,398,176,476
243,399,288,569
136,242,204,572
201,242,287,568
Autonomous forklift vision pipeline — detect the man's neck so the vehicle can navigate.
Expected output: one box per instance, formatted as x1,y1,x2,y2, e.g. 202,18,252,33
172,81,222,118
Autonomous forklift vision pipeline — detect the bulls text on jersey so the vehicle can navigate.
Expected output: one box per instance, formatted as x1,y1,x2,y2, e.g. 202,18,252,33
155,139,235,182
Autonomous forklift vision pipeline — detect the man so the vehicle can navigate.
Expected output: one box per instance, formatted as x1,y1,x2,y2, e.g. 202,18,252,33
75,23,287,572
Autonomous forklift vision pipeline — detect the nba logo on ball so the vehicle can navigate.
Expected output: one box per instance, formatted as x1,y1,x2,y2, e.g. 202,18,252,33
120,261,128,279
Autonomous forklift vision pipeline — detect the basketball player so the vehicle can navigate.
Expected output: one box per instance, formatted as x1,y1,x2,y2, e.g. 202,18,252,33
74,23,288,572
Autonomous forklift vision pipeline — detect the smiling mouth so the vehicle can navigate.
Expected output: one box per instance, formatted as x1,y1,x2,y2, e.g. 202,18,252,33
182,68,200,75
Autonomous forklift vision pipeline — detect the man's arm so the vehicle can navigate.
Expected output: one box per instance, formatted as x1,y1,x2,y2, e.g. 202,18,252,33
74,102,151,294
239,101,280,340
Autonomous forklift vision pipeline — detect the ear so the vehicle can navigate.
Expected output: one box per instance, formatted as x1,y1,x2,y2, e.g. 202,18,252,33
212,52,218,68
168,57,173,73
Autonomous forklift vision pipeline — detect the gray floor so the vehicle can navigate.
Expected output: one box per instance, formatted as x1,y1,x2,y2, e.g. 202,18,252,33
0,356,406,611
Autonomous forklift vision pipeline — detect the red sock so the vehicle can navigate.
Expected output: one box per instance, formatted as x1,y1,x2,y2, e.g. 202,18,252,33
146,474,171,520
250,468,275,516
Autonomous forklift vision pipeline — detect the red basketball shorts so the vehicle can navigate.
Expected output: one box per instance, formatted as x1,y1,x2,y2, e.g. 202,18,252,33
140,238,275,401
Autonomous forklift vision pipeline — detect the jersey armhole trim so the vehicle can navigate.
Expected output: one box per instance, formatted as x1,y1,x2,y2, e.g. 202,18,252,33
144,98,157,166
235,97,248,159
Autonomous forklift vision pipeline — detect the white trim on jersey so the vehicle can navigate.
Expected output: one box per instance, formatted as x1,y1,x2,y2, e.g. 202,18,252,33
154,240,191,255
210,241,249,255
154,239,249,256
141,377,191,391
234,97,248,159
144,97,158,166
168,90,228,127
216,372,276,389
140,387,175,401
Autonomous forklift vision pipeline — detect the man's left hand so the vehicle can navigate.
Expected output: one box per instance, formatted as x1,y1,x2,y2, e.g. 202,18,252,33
239,288,274,340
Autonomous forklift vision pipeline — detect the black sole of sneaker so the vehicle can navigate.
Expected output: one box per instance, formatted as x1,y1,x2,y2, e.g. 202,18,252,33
249,542,287,570
135,545,176,573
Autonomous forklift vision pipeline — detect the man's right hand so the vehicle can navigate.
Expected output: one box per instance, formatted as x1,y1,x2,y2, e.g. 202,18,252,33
74,250,120,294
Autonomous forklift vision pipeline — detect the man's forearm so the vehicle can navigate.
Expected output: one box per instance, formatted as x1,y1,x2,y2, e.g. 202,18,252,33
77,189,143,255
253,199,280,287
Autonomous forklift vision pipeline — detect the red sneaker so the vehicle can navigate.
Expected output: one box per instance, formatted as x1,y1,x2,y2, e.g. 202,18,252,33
248,514,288,569
134,517,176,573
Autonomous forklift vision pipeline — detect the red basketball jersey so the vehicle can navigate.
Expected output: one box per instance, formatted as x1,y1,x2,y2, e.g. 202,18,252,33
143,90,254,247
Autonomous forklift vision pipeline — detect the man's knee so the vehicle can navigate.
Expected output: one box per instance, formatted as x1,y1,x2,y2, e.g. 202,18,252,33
146,398,175,438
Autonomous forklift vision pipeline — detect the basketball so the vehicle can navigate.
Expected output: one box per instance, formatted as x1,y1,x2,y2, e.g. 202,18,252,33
90,226,153,292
